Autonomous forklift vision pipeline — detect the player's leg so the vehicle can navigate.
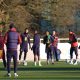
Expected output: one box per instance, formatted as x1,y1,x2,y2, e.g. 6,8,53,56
34,47,38,66
7,50,12,77
37,47,42,66
54,47,58,61
34,54,37,66
70,47,74,64
74,46,78,65
23,46,28,66
13,50,18,77
46,48,50,64
23,52,27,66
24,51,27,60
23,50,27,66
51,51,54,64
19,49,23,64
2,50,6,69
50,46,54,64
19,50,22,60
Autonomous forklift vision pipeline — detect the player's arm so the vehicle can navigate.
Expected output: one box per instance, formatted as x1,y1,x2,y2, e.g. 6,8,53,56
28,34,31,49
4,32,8,44
72,34,77,42
18,33,22,44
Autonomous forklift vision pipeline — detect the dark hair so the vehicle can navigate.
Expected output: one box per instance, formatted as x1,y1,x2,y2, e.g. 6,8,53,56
34,29,38,31
25,28,28,30
9,23,15,29
69,29,73,32
46,30,49,33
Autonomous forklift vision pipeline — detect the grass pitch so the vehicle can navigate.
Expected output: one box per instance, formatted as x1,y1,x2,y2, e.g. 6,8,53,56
0,61,80,80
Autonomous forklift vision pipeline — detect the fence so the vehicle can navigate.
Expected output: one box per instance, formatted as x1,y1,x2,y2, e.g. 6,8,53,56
1,38,80,61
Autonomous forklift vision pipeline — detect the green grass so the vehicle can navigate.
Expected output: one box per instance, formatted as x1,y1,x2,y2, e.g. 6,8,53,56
0,61,80,80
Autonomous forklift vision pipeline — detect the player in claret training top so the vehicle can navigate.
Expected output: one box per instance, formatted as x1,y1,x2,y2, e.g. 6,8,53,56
69,30,78,65
4,23,22,77
0,32,6,69
0,23,6,69
51,31,59,62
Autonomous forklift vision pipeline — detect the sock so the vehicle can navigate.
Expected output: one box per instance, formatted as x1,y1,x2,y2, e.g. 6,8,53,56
34,62,37,66
52,59,54,63
39,61,41,65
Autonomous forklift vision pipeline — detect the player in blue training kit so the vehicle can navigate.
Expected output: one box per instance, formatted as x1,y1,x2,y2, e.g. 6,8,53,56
4,23,22,77
31,30,42,66
43,31,54,64
19,28,31,66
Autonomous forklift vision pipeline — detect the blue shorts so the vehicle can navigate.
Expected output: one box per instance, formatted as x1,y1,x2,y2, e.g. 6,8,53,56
33,45,40,56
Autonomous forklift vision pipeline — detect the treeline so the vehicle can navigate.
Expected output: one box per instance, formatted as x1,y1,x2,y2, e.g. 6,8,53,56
0,0,80,37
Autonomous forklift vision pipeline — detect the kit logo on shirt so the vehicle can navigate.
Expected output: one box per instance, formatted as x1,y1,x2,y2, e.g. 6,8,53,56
24,37,28,41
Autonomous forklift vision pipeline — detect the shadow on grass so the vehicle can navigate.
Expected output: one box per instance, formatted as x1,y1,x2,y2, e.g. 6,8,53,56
0,67,80,71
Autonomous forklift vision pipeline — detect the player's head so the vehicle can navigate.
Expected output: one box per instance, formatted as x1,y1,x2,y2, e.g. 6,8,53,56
9,23,15,29
69,29,74,35
46,31,49,36
53,30,56,36
35,30,38,34
25,28,28,33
